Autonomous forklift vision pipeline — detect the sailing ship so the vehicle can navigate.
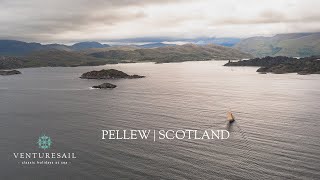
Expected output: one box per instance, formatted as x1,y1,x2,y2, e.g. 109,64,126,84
227,111,235,123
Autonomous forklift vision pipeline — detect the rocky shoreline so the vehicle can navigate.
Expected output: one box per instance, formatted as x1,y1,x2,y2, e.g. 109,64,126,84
0,70,21,75
224,56,320,75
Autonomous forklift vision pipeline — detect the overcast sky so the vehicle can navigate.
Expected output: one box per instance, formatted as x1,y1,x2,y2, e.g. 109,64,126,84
1,0,320,43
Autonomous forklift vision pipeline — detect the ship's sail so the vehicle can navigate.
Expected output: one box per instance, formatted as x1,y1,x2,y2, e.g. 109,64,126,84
227,111,235,122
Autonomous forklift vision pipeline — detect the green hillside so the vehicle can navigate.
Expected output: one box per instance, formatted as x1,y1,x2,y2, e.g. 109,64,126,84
0,50,116,69
89,44,252,63
23,50,118,67
234,33,320,57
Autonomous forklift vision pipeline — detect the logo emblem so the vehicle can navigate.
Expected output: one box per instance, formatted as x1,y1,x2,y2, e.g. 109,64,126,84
37,135,52,150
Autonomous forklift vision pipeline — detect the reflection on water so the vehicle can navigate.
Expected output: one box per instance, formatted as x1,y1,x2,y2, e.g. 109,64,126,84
0,61,320,179
226,122,234,132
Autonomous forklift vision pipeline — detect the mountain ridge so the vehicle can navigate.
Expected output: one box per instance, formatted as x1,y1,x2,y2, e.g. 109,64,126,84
0,43,252,69
0,40,112,56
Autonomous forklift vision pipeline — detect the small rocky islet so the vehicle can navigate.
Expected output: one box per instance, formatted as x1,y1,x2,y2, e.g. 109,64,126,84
224,56,320,75
80,69,145,89
0,70,21,76
80,69,145,79
92,83,117,89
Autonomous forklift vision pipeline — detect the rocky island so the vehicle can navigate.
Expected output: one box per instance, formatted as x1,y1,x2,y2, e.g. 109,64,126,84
0,69,21,75
92,83,117,89
224,56,320,75
80,69,145,79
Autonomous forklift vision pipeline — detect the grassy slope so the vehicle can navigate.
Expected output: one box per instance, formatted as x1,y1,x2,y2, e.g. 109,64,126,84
235,33,320,57
88,44,252,63
23,50,118,67
276,33,320,57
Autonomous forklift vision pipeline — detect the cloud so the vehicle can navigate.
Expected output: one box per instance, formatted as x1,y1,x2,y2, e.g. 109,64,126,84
214,10,320,25
0,0,156,41
214,10,286,25
0,0,320,43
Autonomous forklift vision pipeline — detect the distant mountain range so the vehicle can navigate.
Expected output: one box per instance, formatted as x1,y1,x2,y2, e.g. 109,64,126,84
0,43,252,69
234,33,320,57
138,42,176,48
192,38,240,47
0,38,243,57
71,42,110,51
0,40,180,56
0,40,112,56
104,37,241,47
2,32,320,58
1,32,319,69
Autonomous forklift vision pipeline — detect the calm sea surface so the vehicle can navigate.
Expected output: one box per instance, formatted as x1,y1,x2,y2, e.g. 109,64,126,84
0,61,320,179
